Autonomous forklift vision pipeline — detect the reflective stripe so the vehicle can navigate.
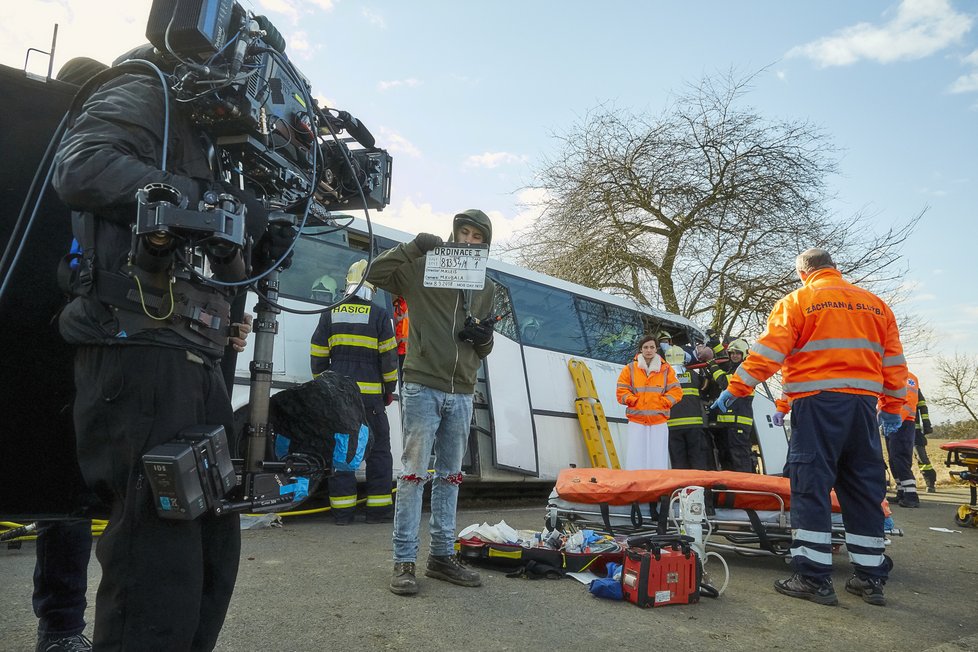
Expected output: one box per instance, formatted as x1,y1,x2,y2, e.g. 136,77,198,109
668,416,705,427
845,533,884,548
848,551,885,567
793,528,832,544
329,495,358,509
366,494,393,507
783,377,884,394
665,382,681,391
617,383,632,390
791,545,833,566
635,386,666,394
310,344,330,357
883,354,907,367
735,367,763,388
883,385,908,398
682,387,700,397
626,408,670,417
328,333,379,348
751,342,786,364
357,381,383,394
382,370,398,382
716,414,753,426
378,337,397,353
791,337,884,356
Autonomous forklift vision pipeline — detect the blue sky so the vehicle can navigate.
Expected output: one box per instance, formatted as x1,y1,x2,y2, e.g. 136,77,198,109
3,0,976,422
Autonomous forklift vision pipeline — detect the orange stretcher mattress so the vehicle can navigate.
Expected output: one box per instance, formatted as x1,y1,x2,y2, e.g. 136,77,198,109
555,468,842,513
940,439,978,453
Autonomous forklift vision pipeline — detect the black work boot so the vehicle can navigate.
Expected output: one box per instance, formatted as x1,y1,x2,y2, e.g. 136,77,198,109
36,633,92,652
390,562,418,595
425,554,482,587
774,573,838,606
898,493,920,508
845,574,886,606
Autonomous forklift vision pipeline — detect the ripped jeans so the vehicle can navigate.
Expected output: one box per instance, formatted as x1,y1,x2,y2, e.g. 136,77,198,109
393,382,473,562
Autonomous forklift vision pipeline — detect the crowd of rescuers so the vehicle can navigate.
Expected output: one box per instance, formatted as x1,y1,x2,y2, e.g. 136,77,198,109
616,327,762,472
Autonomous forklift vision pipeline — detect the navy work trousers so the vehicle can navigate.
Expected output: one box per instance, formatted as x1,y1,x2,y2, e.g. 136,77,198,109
787,392,888,581
327,401,393,517
74,345,240,651
886,420,917,494
33,519,93,639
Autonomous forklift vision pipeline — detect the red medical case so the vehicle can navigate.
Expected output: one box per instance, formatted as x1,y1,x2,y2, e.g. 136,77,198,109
621,535,701,607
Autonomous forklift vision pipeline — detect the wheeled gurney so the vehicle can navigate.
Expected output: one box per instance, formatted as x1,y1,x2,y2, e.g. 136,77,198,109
547,468,899,557
940,438,978,527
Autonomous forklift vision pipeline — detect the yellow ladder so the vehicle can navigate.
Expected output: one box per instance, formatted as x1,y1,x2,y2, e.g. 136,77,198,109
568,359,620,469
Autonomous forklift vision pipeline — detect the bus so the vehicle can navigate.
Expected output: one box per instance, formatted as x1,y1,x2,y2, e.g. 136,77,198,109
231,217,789,485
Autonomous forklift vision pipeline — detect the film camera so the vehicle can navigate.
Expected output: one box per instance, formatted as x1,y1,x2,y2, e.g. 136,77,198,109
136,0,390,518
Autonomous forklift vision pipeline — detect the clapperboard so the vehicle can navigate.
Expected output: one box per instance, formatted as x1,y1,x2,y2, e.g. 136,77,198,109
422,243,489,290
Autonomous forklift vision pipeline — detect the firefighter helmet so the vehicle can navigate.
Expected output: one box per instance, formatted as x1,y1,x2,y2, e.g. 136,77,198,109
658,329,673,342
311,274,338,302
346,259,375,292
664,345,685,366
727,338,749,357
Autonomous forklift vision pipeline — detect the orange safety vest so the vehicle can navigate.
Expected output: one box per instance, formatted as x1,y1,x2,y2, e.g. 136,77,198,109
726,268,907,414
616,355,683,426
393,296,409,355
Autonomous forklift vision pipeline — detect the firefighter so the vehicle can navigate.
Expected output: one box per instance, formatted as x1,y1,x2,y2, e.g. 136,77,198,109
310,260,399,524
664,346,711,470
914,387,937,493
715,248,906,607
710,338,755,473
311,274,339,303
884,370,925,508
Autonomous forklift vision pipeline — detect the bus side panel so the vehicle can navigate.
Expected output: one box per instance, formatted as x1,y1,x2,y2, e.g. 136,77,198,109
751,389,789,475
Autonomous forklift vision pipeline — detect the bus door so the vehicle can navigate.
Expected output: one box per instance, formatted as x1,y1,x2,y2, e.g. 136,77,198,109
481,283,539,475
753,383,789,474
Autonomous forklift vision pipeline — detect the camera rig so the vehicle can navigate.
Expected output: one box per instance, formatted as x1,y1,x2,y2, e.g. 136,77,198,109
135,0,390,519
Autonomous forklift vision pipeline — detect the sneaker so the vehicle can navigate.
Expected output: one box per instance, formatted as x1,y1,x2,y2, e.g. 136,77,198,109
845,574,886,606
425,554,482,587
774,573,838,606
36,633,93,652
390,562,418,595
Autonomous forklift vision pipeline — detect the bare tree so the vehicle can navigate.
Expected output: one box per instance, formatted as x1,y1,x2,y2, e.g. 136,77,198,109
505,69,920,340
934,352,978,423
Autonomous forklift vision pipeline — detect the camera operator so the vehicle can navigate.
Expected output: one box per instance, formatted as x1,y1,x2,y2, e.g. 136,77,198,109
50,42,287,650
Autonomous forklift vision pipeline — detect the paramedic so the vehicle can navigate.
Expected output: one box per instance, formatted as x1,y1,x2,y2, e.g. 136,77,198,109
883,370,924,508
310,260,399,524
713,248,906,607
663,346,711,470
616,335,684,470
51,44,279,649
367,210,497,596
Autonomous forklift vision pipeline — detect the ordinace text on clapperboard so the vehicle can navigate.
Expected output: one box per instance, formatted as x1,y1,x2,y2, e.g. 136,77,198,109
423,243,489,290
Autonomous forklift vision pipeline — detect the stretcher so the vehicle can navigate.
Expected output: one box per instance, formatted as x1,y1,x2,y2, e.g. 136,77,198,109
940,438,978,527
547,468,899,557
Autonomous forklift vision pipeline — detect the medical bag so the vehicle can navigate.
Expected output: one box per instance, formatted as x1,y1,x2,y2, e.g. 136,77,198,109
621,534,701,607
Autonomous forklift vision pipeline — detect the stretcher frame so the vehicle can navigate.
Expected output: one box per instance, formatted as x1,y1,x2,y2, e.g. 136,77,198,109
940,438,978,528
548,481,901,558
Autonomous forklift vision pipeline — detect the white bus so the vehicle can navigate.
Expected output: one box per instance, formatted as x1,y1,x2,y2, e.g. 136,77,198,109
231,217,788,486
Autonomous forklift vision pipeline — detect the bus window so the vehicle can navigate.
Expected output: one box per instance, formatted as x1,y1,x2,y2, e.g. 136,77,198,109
494,271,588,356
576,298,644,364
280,235,390,307
490,281,518,342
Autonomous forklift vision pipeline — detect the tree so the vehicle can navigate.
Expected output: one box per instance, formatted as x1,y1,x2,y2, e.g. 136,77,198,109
505,70,920,340
934,352,978,423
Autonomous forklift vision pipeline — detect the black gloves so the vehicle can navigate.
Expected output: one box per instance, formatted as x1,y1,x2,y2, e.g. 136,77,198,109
413,232,444,253
458,316,496,346
255,223,295,272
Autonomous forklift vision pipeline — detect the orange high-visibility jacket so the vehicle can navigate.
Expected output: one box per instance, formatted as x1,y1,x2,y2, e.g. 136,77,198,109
393,296,409,355
616,356,683,425
727,267,907,414
882,370,920,423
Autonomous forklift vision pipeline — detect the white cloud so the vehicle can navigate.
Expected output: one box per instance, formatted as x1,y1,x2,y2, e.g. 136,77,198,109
775,69,787,81
464,152,528,169
377,78,421,92
376,127,422,158
950,71,978,93
787,0,973,67
362,8,387,28
369,198,449,239
258,0,301,23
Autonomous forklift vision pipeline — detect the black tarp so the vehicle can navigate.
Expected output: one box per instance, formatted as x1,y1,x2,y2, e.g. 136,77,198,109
0,64,93,518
